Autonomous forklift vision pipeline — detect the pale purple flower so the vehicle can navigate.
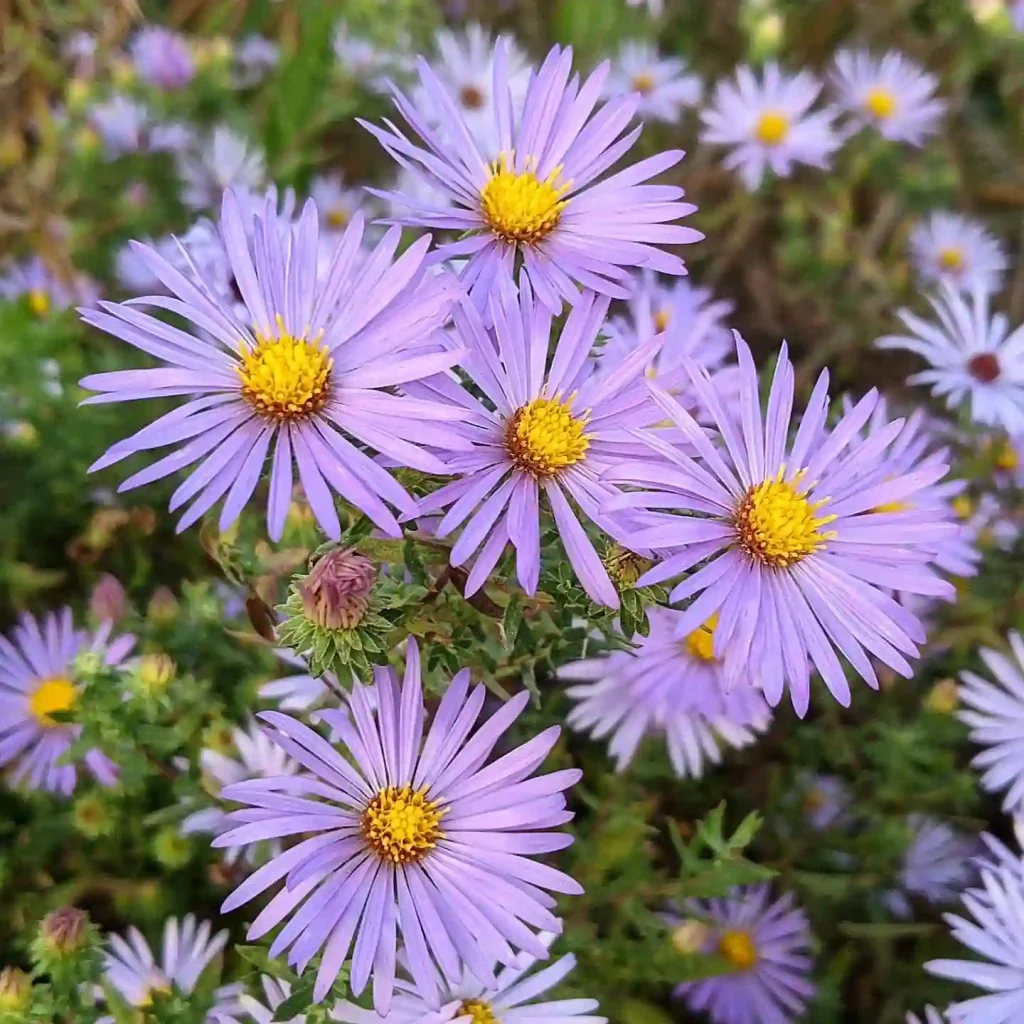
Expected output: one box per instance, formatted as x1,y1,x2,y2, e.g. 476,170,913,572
63,31,97,75
669,886,815,1024
0,610,133,796
1015,1,1024,32
363,42,701,311
560,606,770,776
796,772,851,831
224,975,308,1023
606,335,957,715
333,23,415,92
80,189,468,542
700,63,843,190
0,256,78,315
259,649,347,713
959,632,1024,815
603,41,702,122
177,126,266,211
130,27,195,91
87,94,148,157
234,35,279,88
829,49,945,145
214,639,582,1011
910,212,1008,296
310,174,367,231
877,285,1024,434
149,120,195,154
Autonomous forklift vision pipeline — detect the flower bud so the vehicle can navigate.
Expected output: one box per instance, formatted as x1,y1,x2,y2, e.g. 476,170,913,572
0,968,29,1012
89,574,127,623
300,548,376,630
670,920,710,955
147,586,179,622
927,678,959,715
39,907,89,956
138,653,175,694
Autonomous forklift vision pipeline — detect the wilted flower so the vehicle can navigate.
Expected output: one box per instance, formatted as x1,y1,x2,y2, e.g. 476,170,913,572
910,212,1008,296
603,40,702,122
130,27,195,90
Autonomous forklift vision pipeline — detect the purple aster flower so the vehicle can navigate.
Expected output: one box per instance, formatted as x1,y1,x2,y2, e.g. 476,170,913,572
363,42,702,312
605,334,957,714
958,631,1024,815
177,127,266,211
100,915,243,1020
333,23,416,93
926,862,1024,1023
214,639,581,1010
0,610,133,796
668,886,815,1024
310,174,368,230
130,27,196,91
80,189,467,541
910,212,1008,296
700,63,843,191
259,649,348,713
0,256,78,316
87,94,149,157
796,771,851,831
234,35,279,88
149,120,196,154
223,975,313,1023
559,606,770,776
408,279,662,607
603,41,702,123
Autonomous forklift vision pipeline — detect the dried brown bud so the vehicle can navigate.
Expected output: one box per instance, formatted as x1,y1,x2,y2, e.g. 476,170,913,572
299,548,376,630
40,907,88,955
0,967,29,1011
89,574,127,623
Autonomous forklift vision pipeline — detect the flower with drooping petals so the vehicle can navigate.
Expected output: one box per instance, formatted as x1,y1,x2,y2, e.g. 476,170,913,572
0,610,133,796
603,41,702,122
364,42,701,311
829,49,945,145
215,639,581,1011
668,886,815,1024
605,334,957,715
130,27,195,91
910,212,1008,296
700,63,843,190
877,284,1024,434
80,189,467,541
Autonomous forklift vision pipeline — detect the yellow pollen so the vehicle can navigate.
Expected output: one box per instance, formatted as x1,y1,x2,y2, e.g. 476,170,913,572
505,396,591,478
754,110,789,146
28,289,50,317
362,785,445,864
480,153,569,246
996,441,1019,472
734,469,837,569
653,308,671,332
29,677,77,727
327,208,350,228
684,614,719,662
718,929,758,971
458,1000,498,1024
237,320,332,421
938,246,964,273
863,86,897,120
631,71,656,94
952,495,975,520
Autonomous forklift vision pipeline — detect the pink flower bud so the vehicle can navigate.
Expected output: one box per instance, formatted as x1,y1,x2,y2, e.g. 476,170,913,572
300,548,376,630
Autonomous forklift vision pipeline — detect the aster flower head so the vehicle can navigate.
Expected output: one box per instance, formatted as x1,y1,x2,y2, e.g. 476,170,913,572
333,22,415,92
0,609,133,796
177,126,267,211
829,49,945,145
603,41,702,123
86,94,148,158
80,188,468,542
797,772,851,831
877,284,1024,433
364,41,701,312
958,631,1024,815
606,334,957,715
0,256,79,316
669,886,815,1024
215,639,581,1011
700,63,843,191
410,279,665,607
310,174,368,231
130,27,195,91
234,35,279,88
228,975,309,1023
926,862,1024,1024
259,649,348,714
910,212,1008,296
560,606,770,776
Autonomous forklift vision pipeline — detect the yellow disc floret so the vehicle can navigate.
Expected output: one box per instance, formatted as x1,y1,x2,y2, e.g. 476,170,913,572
506,396,591,478
480,153,569,246
28,289,50,317
863,86,897,120
938,246,964,273
362,785,445,864
459,1000,498,1024
734,469,836,569
631,71,656,95
29,677,77,727
237,320,332,421
684,614,719,662
754,111,789,146
718,929,758,971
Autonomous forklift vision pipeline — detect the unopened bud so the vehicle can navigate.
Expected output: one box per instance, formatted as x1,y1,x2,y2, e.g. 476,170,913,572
138,653,175,693
927,678,959,715
148,587,179,622
300,548,376,630
670,920,710,955
0,968,30,1012
40,907,88,956
89,574,127,623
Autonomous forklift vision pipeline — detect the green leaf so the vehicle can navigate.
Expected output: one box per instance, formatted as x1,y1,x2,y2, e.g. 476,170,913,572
501,593,523,650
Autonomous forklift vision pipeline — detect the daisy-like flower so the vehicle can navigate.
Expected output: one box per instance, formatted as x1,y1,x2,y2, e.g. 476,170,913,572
603,41,702,123
829,49,945,146
910,213,1008,296
907,1009,947,1024
177,126,267,211
227,975,310,1023
258,650,342,713
0,610,133,796
86,94,149,158
606,335,957,715
333,22,415,92
926,862,1024,1023
796,772,851,831
700,63,843,191
80,189,467,542
364,42,701,311
668,886,815,1024
559,606,770,777
310,174,368,231
409,280,662,607
233,35,279,88
181,720,299,862
0,256,80,316
100,916,243,1021
958,631,1024,815
130,27,195,91
332,931,604,1024
214,639,582,1011
877,284,1024,434
884,815,980,918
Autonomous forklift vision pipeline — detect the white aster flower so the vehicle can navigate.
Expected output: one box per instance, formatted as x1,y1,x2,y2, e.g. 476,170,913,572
332,22,414,93
603,41,702,122
309,173,367,230
910,212,1008,296
176,125,266,211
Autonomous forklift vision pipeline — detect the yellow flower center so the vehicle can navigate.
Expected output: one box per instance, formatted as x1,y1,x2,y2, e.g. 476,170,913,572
684,614,719,662
327,208,350,228
28,289,50,317
237,320,333,421
480,153,570,246
458,1000,498,1024
505,396,591,478
754,110,789,146
863,86,897,120
996,441,1019,471
631,70,656,94
803,788,825,813
362,785,445,864
653,308,671,332
927,679,959,715
952,495,975,520
938,246,964,273
136,978,172,1008
718,929,758,971
29,677,76,727
733,470,837,569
